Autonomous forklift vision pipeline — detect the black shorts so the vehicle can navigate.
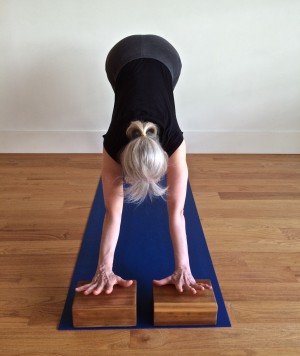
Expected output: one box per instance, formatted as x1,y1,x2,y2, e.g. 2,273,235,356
105,34,182,92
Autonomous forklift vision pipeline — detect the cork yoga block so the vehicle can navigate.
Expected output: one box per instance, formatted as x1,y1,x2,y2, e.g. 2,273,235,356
153,279,218,326
72,280,137,327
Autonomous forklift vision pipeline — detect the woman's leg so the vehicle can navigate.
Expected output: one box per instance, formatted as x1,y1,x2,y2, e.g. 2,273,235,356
105,34,182,91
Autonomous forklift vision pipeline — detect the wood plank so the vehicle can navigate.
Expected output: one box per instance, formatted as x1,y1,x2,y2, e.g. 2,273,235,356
72,280,137,327
153,279,217,326
227,301,300,323
219,192,300,200
1,153,300,354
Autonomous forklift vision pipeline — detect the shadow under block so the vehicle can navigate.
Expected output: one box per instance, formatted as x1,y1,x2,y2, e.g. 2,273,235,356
72,280,137,327
153,279,218,326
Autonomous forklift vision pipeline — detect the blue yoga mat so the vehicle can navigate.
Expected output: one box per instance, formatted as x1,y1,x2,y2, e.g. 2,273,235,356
58,175,231,330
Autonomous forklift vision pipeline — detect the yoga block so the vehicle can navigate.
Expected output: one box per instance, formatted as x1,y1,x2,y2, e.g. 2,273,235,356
72,280,137,327
153,279,218,326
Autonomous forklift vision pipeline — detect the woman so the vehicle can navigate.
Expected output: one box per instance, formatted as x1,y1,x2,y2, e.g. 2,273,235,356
75,34,212,296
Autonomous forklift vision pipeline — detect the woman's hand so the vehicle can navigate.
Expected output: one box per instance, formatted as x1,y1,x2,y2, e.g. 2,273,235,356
75,263,133,295
153,266,212,294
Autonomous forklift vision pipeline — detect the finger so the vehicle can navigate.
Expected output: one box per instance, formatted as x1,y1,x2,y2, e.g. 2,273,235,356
153,276,173,286
175,280,184,293
193,284,205,291
184,284,197,294
200,284,212,289
75,283,91,292
116,277,133,287
105,282,115,294
195,283,212,290
204,284,213,289
84,282,99,295
93,281,105,295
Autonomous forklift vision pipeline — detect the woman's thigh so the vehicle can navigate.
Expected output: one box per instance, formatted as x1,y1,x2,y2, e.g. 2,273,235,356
105,34,182,91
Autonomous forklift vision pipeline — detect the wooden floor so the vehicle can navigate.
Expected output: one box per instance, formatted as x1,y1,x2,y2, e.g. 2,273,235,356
0,153,300,355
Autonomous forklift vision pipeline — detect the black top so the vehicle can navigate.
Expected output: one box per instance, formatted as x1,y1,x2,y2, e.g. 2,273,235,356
102,58,184,163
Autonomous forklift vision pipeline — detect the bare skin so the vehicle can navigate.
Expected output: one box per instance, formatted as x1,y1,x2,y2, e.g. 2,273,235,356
75,139,212,295
152,139,212,294
153,266,212,294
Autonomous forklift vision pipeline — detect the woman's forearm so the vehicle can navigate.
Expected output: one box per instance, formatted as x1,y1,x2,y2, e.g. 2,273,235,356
168,213,190,270
98,212,122,270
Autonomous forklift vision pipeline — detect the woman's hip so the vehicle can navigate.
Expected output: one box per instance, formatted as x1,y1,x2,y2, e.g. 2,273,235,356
105,34,182,90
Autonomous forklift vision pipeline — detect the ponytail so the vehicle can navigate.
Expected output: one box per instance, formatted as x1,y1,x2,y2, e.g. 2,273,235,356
119,120,168,205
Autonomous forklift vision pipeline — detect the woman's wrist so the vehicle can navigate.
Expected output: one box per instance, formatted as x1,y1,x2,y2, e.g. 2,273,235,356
97,261,113,272
175,263,191,271
174,254,190,270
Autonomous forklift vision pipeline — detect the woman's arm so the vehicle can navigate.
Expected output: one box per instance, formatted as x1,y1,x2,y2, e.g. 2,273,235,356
75,148,133,295
166,139,190,268
98,148,124,269
153,140,212,294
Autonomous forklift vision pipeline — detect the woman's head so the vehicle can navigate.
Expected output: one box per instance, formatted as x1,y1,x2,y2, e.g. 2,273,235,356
119,120,168,205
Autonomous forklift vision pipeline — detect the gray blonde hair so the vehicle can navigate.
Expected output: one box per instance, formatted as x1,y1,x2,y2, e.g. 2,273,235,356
119,120,169,205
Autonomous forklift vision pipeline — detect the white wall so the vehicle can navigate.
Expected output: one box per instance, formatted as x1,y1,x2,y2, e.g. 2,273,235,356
0,0,299,153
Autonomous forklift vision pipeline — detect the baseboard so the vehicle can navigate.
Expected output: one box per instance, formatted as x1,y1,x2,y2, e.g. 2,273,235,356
0,130,299,153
